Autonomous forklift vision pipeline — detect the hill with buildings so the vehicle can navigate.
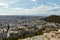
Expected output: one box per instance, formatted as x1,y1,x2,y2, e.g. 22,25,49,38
0,16,60,40
43,15,60,23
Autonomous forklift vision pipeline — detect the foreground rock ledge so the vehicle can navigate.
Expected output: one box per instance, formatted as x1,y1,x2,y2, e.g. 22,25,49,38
18,30,60,40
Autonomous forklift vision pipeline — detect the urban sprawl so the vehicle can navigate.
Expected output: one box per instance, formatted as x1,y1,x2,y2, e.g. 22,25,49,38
0,16,60,39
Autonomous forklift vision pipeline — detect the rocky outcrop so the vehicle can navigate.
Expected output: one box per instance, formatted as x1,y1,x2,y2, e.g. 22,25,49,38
19,30,60,40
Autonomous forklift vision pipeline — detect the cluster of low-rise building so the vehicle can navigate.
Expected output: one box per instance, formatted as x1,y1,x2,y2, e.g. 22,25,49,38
0,16,60,39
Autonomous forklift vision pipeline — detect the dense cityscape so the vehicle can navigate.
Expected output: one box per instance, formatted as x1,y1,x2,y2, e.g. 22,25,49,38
0,16,44,38
0,15,60,40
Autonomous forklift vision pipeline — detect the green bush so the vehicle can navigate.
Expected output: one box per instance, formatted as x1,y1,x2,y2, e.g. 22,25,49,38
3,31,43,40
0,38,3,40
18,30,43,39
3,37,18,40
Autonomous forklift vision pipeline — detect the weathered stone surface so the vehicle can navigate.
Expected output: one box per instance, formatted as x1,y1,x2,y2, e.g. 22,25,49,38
21,31,60,40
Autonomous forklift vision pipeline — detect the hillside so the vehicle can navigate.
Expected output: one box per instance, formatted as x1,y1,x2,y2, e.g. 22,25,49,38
43,15,60,23
18,30,60,40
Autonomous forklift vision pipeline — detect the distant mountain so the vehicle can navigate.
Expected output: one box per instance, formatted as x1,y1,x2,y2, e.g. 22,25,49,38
48,8,60,11
43,15,60,23
47,8,60,15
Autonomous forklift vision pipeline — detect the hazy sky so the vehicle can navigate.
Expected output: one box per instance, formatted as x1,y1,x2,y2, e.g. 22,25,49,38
0,0,60,16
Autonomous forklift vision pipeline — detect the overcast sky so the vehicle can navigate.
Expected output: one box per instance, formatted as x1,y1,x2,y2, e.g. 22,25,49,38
0,0,60,16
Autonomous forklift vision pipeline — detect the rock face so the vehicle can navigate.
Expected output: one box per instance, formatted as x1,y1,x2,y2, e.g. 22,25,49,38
20,35,43,40
43,31,60,40
20,30,60,40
